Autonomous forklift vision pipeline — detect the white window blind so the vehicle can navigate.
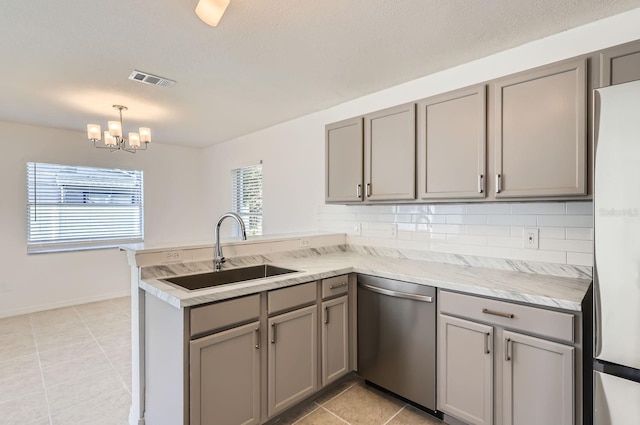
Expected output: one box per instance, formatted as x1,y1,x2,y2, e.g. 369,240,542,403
231,164,263,237
27,162,144,253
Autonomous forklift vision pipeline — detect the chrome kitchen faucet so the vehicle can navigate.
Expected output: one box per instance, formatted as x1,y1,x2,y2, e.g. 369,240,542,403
214,212,247,271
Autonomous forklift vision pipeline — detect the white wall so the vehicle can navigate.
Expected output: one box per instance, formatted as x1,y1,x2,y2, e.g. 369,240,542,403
204,8,640,253
0,121,208,317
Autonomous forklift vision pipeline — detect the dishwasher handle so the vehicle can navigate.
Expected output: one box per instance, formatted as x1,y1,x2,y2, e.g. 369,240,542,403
360,283,433,303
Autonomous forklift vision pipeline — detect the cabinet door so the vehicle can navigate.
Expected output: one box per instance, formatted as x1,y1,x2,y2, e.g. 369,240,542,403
502,330,574,425
438,314,493,425
600,40,640,87
364,103,416,201
493,58,587,197
190,321,261,425
418,85,486,199
325,117,364,203
268,305,318,417
322,295,349,386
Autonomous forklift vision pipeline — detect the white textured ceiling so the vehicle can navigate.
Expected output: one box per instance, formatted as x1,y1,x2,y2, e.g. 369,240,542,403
1,0,639,147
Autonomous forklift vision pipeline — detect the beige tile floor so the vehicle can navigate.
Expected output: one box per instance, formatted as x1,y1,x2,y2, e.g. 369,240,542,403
0,297,444,425
0,297,131,425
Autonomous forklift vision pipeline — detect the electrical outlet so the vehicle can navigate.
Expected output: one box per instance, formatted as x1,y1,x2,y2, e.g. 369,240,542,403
390,223,398,238
523,228,539,249
163,250,183,263
354,223,362,236
300,238,311,247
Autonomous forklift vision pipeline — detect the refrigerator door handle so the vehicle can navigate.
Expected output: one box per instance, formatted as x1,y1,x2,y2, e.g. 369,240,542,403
594,272,602,357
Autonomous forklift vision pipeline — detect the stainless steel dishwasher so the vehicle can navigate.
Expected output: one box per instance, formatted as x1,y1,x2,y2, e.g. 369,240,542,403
357,274,436,411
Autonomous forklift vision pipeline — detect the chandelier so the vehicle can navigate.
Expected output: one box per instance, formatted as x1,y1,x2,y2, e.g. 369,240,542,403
87,105,151,153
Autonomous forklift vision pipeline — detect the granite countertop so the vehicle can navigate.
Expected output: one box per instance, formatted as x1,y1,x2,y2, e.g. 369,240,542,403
139,251,591,312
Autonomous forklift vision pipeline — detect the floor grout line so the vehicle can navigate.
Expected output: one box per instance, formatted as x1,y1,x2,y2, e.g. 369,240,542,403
381,403,407,425
317,380,359,406
28,315,54,425
291,402,322,424
320,405,352,424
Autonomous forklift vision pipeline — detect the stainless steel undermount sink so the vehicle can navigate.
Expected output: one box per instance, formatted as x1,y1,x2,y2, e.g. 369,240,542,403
161,265,298,291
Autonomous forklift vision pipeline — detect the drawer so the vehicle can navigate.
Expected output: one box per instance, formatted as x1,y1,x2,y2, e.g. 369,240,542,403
322,275,349,299
190,294,260,337
268,282,317,314
439,290,575,343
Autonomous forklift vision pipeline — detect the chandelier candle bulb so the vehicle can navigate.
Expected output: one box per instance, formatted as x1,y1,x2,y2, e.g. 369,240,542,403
108,120,122,138
87,124,101,141
139,127,151,143
129,133,141,148
104,131,117,146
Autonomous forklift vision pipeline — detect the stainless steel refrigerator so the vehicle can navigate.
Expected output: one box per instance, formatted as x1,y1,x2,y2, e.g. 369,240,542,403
593,80,640,424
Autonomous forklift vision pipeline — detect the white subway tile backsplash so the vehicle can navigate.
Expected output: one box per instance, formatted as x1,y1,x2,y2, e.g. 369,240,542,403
565,201,593,215
511,202,565,215
537,215,593,228
446,214,487,225
412,214,447,224
318,201,593,267
487,215,537,226
466,203,512,215
467,225,512,237
539,239,593,253
566,228,593,240
567,252,593,267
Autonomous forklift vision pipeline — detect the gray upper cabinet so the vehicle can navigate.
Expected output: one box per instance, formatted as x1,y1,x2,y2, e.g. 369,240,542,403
503,331,575,425
600,40,640,87
190,321,261,425
418,85,487,199
493,58,587,198
268,305,318,417
325,117,363,203
364,103,416,201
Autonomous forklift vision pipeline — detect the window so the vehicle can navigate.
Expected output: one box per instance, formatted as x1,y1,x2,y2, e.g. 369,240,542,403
27,162,144,253
231,164,262,236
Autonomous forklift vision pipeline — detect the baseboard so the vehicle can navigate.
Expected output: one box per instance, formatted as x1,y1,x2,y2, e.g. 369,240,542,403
0,290,131,319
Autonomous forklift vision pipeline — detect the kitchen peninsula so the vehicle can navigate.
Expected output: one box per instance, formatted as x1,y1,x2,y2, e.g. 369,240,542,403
122,233,592,425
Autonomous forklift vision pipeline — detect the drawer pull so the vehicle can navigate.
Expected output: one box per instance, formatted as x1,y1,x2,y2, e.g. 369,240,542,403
329,282,347,290
482,308,514,319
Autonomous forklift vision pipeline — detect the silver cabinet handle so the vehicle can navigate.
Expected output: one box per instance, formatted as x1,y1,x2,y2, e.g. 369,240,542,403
360,283,433,303
478,174,484,193
324,306,329,324
366,183,371,197
482,308,514,319
495,174,502,193
329,282,347,290
271,323,276,344
356,184,362,198
505,337,512,361
254,328,260,349
484,332,491,354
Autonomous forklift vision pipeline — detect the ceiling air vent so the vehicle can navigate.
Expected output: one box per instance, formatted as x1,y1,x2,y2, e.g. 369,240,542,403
128,70,175,87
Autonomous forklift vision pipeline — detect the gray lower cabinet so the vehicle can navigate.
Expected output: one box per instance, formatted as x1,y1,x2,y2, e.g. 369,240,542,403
438,290,581,425
502,330,574,425
438,314,493,425
325,118,364,203
493,58,587,198
600,40,640,87
189,321,261,425
321,295,349,386
418,85,487,199
268,304,318,417
364,103,416,201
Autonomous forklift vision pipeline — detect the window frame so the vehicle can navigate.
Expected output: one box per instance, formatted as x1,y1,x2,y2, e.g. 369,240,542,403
231,163,263,237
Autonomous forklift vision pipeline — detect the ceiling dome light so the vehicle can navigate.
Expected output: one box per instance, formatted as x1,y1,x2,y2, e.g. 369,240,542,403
195,0,230,27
